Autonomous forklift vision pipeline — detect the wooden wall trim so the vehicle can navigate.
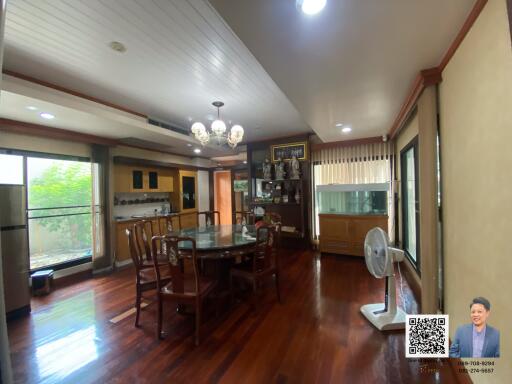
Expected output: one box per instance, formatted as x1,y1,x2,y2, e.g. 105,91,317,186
3,70,147,118
388,68,441,139
508,0,512,46
0,118,119,146
438,0,488,72
389,0,487,140
311,136,383,151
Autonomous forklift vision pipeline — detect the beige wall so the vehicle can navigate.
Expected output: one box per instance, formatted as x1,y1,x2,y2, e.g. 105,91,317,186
440,0,512,382
0,130,91,157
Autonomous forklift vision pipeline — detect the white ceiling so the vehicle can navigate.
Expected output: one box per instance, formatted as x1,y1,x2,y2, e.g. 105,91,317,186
0,74,231,159
1,0,310,148
1,0,478,149
210,0,476,142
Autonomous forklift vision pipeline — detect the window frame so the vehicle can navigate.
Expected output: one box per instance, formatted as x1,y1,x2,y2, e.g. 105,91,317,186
400,136,421,274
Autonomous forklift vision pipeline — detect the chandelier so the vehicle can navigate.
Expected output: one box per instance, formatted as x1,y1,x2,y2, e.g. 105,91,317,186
190,101,244,148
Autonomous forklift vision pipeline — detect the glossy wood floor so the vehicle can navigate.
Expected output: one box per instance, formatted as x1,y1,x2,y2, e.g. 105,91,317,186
7,250,459,383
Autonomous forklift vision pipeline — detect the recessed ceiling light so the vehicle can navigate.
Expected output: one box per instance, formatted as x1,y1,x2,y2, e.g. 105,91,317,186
26,106,38,111
40,112,55,120
243,160,247,164
342,127,352,133
187,143,193,147
335,123,343,127
109,41,127,53
297,0,327,15
194,148,201,154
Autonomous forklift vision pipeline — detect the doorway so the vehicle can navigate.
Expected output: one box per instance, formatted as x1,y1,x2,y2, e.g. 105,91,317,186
214,171,232,225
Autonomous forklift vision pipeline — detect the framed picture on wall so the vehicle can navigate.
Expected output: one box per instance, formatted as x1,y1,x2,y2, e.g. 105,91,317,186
271,142,308,162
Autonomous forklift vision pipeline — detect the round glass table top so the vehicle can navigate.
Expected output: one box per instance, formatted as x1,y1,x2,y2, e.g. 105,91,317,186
172,224,257,251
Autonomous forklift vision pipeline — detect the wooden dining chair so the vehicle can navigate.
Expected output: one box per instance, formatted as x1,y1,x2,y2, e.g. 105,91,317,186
197,211,220,227
125,227,171,328
230,225,281,305
151,235,216,345
234,211,255,225
156,213,181,235
263,211,282,225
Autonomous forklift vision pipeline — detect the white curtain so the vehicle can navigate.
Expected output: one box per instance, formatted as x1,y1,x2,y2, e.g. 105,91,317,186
312,142,395,241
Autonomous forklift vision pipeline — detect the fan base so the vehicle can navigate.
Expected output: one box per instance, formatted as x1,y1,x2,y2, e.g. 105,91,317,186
360,303,406,331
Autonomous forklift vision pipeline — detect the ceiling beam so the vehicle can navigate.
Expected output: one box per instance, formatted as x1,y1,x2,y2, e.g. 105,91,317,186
2,69,147,119
0,117,119,146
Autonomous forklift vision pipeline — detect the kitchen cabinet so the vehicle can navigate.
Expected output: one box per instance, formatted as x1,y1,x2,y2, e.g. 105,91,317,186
114,165,174,193
179,170,198,213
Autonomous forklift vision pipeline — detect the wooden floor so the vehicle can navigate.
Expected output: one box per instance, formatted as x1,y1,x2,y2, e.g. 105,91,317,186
7,250,459,383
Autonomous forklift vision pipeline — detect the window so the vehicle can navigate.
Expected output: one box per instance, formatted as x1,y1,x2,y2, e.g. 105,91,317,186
27,157,93,270
401,138,420,272
0,153,23,184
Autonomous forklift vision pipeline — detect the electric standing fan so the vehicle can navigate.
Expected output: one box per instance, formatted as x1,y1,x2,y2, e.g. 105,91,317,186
360,227,406,331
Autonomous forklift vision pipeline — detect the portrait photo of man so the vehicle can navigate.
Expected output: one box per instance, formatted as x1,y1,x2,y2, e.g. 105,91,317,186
449,297,500,358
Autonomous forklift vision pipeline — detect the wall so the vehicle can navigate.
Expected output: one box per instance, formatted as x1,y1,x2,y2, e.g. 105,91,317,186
0,130,91,157
439,0,512,382
197,170,210,213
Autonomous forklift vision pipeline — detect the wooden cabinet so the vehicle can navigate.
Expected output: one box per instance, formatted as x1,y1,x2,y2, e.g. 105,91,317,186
179,212,198,229
158,169,174,193
319,214,388,257
114,165,174,193
179,170,198,213
116,220,134,263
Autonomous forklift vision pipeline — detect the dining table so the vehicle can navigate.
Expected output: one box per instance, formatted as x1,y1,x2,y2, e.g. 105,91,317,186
172,224,258,258
169,224,259,298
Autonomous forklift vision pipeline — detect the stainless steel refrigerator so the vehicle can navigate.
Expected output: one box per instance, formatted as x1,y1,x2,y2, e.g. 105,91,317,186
0,185,30,315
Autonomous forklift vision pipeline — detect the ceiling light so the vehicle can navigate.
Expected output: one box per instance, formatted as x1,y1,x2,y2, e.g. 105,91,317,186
190,101,244,148
342,127,352,133
109,41,126,53
26,106,38,111
335,123,343,127
187,143,193,147
194,148,201,154
40,113,55,119
243,160,247,164
297,0,327,15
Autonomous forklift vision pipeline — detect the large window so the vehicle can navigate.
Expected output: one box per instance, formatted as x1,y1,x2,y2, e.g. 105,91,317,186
27,157,93,270
401,138,420,272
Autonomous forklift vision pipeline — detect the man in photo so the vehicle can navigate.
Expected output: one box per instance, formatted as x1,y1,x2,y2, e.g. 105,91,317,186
449,297,500,358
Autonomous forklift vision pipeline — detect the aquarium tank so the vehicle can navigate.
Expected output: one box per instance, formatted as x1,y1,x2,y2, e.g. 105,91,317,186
316,183,388,215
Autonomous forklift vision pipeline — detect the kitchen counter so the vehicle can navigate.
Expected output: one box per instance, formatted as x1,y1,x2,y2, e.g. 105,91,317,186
114,213,180,223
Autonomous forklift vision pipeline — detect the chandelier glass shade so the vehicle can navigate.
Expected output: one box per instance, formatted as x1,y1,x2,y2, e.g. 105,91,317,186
191,101,244,148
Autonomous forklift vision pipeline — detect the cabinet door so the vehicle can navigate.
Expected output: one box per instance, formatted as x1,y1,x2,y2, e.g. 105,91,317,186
116,223,132,262
114,166,131,192
180,212,198,229
131,170,144,191
159,170,174,192
179,170,197,213
148,171,159,191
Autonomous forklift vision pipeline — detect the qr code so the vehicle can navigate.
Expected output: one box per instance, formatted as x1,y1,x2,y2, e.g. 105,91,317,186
406,315,449,358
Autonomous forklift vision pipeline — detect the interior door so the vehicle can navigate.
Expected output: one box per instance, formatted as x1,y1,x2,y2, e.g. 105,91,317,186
214,171,232,225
